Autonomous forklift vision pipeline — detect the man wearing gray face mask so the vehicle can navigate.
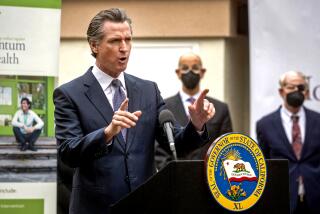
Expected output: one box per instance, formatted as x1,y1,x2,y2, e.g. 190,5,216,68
155,52,233,168
256,70,320,214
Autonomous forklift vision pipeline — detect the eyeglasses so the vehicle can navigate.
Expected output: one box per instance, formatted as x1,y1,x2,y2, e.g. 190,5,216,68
283,84,306,92
179,64,202,74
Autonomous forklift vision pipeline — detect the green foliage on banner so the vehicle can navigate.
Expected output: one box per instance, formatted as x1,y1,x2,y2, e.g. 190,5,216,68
0,199,44,214
0,0,61,9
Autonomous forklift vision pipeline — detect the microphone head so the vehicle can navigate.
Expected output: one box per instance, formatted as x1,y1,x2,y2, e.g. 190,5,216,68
159,109,175,126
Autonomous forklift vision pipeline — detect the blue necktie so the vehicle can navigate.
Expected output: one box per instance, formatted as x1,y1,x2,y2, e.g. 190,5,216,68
112,79,127,141
186,97,195,118
187,97,196,104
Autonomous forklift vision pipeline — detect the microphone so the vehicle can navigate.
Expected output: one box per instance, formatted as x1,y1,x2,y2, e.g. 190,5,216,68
159,109,178,160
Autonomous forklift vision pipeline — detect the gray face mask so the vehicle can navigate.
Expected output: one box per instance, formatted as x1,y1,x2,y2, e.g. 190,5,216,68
181,71,200,90
286,91,305,108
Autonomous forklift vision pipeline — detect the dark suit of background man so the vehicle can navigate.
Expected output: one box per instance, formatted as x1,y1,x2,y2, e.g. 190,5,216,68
256,71,320,214
155,53,232,169
53,8,215,214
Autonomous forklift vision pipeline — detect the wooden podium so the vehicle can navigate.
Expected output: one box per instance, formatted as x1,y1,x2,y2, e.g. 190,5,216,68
111,160,289,214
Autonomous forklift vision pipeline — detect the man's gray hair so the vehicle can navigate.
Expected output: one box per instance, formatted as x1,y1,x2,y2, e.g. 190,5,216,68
279,70,308,89
87,8,132,58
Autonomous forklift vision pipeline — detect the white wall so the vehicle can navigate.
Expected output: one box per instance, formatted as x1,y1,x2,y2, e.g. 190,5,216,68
58,40,94,85
58,39,226,100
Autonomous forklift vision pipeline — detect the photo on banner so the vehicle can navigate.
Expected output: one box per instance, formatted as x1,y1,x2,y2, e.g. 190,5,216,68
0,1,61,214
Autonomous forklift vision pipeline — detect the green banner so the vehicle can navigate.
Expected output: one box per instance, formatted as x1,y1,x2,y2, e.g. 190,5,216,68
0,0,60,9
0,199,44,214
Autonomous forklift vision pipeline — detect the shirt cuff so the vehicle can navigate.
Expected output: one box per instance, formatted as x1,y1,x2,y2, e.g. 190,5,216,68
196,124,205,135
106,140,113,146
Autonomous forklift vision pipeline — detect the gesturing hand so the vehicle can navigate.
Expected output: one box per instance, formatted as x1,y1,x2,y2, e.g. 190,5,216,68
188,89,215,131
104,98,142,142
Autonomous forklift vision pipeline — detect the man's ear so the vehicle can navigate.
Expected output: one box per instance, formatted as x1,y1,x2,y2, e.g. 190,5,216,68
304,89,310,100
200,68,206,79
175,69,181,78
278,88,284,98
90,41,99,54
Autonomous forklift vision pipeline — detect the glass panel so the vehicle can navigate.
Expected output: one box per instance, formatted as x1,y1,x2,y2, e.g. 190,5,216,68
17,82,46,110
0,86,12,105
38,114,46,135
18,76,45,81
0,114,12,126
0,75,15,79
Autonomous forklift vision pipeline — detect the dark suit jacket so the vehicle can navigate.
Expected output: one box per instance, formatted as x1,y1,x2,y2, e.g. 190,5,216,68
53,67,207,214
155,93,232,168
256,106,320,214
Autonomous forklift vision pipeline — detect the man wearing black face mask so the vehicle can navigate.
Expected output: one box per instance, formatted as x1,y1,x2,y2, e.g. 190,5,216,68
155,52,233,168
256,71,320,214
180,68,201,90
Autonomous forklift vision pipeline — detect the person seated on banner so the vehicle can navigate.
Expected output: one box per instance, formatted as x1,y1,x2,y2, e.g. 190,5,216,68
12,97,44,151
155,52,233,169
256,70,320,214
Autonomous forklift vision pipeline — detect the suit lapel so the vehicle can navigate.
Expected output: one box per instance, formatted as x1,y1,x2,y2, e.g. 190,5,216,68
272,108,296,159
124,74,140,151
83,68,126,150
301,108,313,159
171,93,189,126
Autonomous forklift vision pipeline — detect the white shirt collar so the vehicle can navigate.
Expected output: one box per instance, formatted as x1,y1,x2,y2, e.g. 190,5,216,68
281,104,304,122
91,64,126,91
179,89,201,102
178,89,201,116
280,104,306,144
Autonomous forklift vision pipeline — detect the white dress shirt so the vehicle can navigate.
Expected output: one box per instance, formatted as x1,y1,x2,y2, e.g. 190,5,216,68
280,105,306,197
12,109,44,134
91,65,128,145
179,89,200,117
91,64,127,110
280,105,306,144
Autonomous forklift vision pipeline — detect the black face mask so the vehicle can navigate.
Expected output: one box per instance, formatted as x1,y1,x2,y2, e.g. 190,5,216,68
181,71,200,90
286,91,305,108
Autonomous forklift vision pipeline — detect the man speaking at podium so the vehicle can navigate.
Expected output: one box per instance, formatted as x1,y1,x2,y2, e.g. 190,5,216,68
53,8,215,214
256,71,320,214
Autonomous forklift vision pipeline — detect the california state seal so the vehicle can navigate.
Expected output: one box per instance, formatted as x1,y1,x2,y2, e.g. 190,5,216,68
205,133,267,212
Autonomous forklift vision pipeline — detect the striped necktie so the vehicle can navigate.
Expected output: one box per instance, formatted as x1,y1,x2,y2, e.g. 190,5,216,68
291,115,302,159
112,79,127,141
291,114,305,201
